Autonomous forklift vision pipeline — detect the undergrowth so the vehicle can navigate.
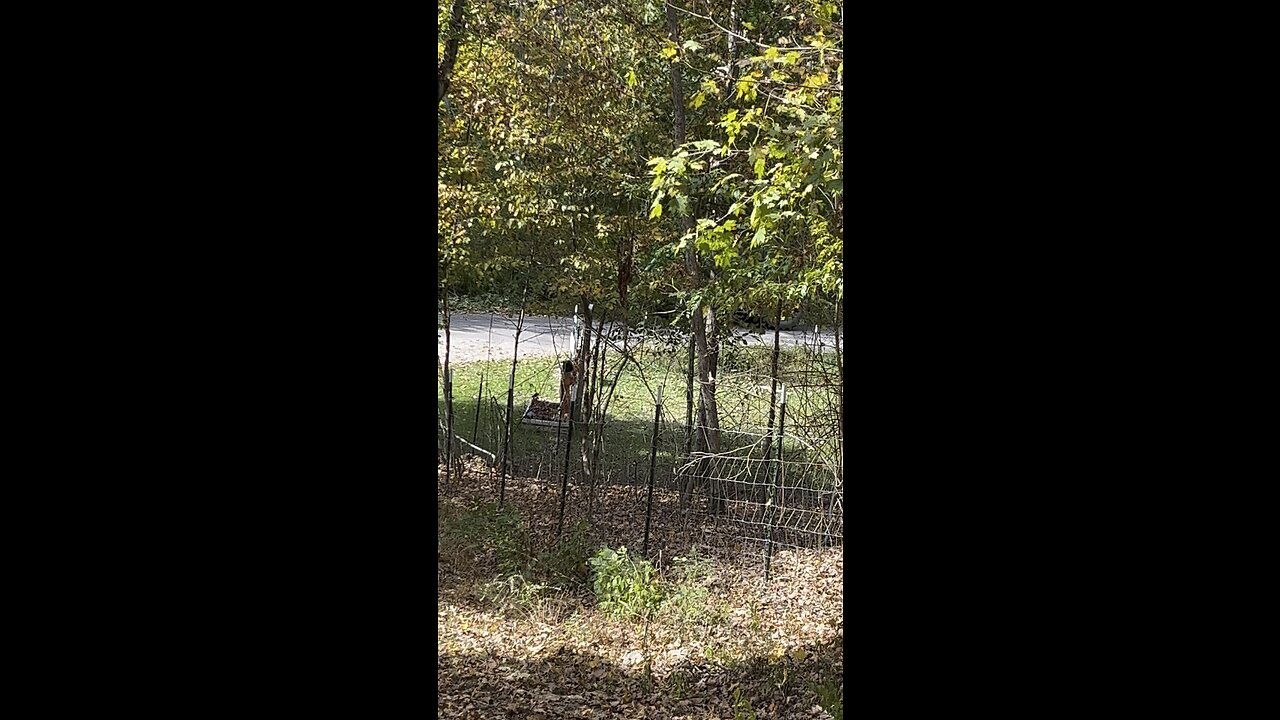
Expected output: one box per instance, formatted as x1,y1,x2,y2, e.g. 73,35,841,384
808,676,843,719
442,506,735,633
439,502,526,577
588,546,663,620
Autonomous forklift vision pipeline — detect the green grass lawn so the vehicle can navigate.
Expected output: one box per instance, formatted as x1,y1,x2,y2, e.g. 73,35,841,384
439,341,841,490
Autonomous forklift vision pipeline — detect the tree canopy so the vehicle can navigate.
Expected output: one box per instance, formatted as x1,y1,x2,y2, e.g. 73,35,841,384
438,0,842,324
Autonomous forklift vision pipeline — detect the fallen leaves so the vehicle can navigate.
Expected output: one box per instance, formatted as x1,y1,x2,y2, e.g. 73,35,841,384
439,466,843,719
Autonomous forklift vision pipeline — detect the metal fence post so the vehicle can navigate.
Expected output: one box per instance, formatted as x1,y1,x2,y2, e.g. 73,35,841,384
445,368,454,487
498,308,524,511
471,372,484,443
643,388,662,556
764,383,787,582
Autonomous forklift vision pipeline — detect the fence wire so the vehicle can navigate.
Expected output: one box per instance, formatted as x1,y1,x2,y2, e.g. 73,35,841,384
439,312,843,563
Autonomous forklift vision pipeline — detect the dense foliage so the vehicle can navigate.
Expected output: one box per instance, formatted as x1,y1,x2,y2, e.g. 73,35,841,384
438,0,842,324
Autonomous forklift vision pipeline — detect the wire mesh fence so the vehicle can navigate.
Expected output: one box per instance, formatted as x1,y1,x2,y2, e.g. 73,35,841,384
438,311,843,571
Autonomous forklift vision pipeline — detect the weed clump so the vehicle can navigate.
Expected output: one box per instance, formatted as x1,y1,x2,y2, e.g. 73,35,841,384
588,546,663,619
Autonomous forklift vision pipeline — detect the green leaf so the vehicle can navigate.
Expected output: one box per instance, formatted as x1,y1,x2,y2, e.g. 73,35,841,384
754,157,766,178
627,68,638,88
649,202,663,219
752,227,766,248
682,39,702,52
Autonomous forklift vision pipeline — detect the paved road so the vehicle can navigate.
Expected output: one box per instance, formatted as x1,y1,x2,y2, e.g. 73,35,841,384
438,312,840,364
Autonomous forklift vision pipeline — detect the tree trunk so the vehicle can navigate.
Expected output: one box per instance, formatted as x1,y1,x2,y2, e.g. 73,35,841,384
582,306,605,484
666,4,721,513
722,0,741,103
577,300,593,483
438,0,466,104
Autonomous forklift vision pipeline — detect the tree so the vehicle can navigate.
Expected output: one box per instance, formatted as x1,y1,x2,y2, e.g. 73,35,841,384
664,2,723,470
437,1,843,504
438,0,466,103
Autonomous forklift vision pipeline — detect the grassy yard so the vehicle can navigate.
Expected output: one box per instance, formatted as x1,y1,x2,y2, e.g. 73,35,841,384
438,341,841,490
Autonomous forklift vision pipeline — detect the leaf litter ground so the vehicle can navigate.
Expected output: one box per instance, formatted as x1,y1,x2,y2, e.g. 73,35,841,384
439,461,843,719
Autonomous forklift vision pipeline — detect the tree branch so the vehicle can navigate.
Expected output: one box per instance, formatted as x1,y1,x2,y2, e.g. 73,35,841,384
663,1,843,55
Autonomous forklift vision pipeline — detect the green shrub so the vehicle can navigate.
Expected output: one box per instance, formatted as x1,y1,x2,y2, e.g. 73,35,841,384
588,546,663,619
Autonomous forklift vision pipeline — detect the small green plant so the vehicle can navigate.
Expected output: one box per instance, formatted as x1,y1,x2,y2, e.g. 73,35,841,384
702,644,740,667
480,573,550,613
588,546,664,619
670,550,711,583
661,550,731,626
768,660,789,692
731,686,758,720
668,669,690,699
808,677,843,720
664,580,709,622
